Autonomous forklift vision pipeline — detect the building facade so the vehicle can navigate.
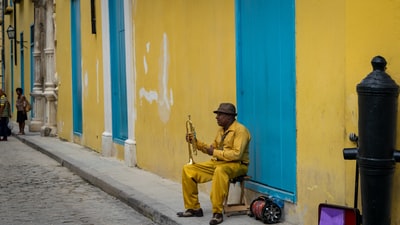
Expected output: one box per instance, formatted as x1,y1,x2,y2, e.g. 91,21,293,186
4,0,400,224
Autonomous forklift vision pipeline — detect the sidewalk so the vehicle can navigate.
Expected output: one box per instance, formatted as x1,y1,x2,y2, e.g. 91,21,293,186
12,128,293,225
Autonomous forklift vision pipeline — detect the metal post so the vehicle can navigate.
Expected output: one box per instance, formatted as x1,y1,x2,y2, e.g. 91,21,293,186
356,56,399,225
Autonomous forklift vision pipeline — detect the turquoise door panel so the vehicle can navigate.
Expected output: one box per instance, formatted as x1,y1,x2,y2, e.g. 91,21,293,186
109,0,128,143
236,0,297,202
71,0,83,135
20,32,24,92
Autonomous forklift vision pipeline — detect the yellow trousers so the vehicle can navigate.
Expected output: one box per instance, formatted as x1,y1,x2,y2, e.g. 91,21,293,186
181,160,248,213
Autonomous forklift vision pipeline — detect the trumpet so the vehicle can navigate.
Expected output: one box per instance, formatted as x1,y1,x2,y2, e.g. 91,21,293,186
186,115,198,164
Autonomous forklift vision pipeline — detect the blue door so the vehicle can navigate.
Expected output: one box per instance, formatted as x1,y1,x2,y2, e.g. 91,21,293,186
10,41,14,109
235,0,297,202
71,0,83,135
20,32,24,92
109,0,128,144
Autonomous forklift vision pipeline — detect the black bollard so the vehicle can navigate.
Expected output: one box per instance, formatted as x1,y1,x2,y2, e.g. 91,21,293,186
356,56,399,225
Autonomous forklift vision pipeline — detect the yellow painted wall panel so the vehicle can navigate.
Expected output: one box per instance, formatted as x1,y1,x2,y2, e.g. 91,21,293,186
3,1,34,116
297,0,400,224
345,1,400,224
55,0,73,141
14,1,34,102
296,0,347,224
133,0,236,180
56,0,104,152
80,0,104,151
2,10,12,96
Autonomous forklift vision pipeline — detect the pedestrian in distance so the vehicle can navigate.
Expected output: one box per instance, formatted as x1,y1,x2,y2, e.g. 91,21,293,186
15,87,28,135
0,89,11,141
177,103,251,225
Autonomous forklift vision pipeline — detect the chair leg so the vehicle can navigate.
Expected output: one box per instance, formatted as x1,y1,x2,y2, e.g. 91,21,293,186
224,180,249,217
240,181,245,205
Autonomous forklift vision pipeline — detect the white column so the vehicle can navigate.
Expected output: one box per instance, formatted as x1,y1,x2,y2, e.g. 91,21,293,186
123,0,137,167
101,0,113,156
29,1,46,132
41,0,57,136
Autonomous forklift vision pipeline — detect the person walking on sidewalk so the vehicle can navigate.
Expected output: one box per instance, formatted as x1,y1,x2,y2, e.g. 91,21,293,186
15,87,27,135
177,103,251,225
0,89,11,141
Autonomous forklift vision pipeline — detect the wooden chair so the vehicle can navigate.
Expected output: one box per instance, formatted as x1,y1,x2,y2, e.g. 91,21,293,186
223,175,251,217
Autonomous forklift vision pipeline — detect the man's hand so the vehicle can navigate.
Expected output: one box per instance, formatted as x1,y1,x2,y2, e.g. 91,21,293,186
207,145,214,156
186,132,195,143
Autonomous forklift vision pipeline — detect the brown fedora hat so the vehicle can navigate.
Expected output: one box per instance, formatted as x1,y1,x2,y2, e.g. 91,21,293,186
213,103,237,116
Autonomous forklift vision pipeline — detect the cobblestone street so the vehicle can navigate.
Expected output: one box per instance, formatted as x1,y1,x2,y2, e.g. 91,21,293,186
0,136,157,225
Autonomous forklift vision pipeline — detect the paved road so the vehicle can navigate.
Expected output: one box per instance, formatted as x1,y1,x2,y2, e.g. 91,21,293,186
0,136,157,225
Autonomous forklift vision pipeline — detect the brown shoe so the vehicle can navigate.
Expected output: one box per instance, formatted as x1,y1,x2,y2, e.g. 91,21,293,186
177,208,204,217
209,213,223,225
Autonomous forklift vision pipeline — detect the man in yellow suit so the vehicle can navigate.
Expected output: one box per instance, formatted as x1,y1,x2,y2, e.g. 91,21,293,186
177,103,251,225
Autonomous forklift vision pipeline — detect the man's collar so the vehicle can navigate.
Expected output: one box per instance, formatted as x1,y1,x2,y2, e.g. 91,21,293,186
223,120,237,132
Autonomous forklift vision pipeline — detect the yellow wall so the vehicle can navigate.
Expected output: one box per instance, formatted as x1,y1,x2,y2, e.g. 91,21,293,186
3,7,13,99
133,0,236,179
79,0,104,151
3,1,34,113
15,1,34,102
297,0,400,224
51,1,400,224
56,0,104,152
56,0,73,141
296,1,347,223
345,1,400,224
